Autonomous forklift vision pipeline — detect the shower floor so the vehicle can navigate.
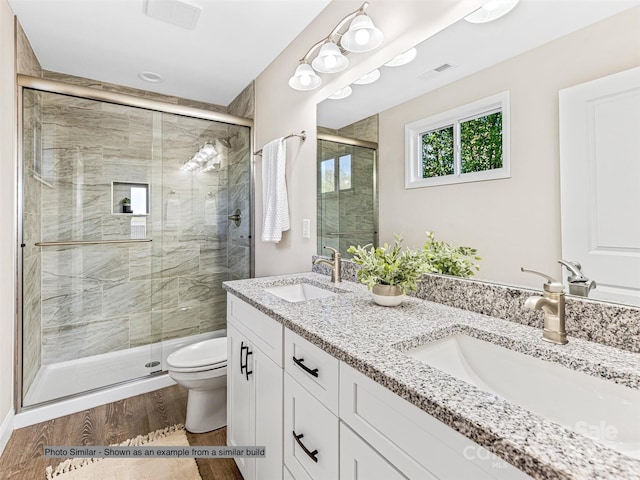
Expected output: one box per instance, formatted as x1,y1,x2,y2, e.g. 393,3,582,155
24,331,221,406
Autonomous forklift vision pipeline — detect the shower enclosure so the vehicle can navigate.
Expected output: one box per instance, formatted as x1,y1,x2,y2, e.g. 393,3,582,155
19,79,252,408
317,136,377,256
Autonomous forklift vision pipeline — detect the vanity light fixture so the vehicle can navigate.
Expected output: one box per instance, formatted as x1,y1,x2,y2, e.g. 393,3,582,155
353,68,380,85
289,63,322,90
312,42,349,74
464,0,520,24
340,13,384,53
384,48,418,67
288,2,383,91
328,86,353,100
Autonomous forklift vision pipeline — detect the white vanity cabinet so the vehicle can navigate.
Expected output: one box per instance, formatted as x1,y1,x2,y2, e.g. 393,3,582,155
226,293,531,480
227,294,283,480
284,329,340,480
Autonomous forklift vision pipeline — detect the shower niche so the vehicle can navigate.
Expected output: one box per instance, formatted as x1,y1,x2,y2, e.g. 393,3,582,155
112,181,149,215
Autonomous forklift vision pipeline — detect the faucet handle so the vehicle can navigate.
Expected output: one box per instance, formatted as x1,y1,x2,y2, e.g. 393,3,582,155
323,246,340,258
521,267,564,293
558,259,589,283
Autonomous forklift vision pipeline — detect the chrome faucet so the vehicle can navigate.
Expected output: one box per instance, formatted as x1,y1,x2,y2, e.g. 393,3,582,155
558,260,596,297
521,267,567,345
314,246,342,283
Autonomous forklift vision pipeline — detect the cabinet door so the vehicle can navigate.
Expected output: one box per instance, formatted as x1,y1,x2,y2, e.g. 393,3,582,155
254,342,283,480
340,422,410,480
227,322,255,480
284,373,339,480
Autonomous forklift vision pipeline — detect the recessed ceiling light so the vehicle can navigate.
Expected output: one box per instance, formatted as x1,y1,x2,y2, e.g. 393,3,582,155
138,72,164,83
464,0,519,24
328,86,353,100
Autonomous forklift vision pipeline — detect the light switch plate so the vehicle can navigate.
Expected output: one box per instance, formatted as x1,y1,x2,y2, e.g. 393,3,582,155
302,219,311,239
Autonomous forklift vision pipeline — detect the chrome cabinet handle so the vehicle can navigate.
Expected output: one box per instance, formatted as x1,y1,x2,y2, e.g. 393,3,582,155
292,356,319,378
293,431,318,463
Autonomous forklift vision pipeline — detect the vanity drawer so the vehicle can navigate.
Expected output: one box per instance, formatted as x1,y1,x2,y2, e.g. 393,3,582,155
284,372,339,480
228,293,283,366
285,328,339,414
339,363,531,480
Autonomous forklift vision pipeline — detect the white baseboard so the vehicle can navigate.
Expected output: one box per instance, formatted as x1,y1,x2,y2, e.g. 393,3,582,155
0,407,15,457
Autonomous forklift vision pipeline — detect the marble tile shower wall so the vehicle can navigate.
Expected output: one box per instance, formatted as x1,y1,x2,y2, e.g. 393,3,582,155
31,91,245,364
18,20,43,394
226,81,254,281
22,90,42,392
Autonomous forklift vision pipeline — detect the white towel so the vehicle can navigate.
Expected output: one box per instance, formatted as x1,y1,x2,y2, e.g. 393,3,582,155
261,138,290,242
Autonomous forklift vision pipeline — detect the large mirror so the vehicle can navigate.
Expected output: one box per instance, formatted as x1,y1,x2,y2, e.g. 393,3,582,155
317,0,640,306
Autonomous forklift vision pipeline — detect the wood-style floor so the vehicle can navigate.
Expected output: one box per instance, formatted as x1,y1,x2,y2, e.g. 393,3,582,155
0,385,243,480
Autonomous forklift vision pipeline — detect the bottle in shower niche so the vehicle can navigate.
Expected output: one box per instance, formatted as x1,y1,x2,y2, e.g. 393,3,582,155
120,197,132,214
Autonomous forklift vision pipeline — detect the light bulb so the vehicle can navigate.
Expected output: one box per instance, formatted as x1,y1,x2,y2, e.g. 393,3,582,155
299,74,311,87
324,55,337,69
354,28,370,46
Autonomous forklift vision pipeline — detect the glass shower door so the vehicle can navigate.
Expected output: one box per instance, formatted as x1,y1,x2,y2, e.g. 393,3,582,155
21,88,163,406
317,139,377,257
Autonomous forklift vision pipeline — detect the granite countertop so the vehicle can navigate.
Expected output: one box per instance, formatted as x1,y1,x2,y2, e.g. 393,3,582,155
222,272,640,480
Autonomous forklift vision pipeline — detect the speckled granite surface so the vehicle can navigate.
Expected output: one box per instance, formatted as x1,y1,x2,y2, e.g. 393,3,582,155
312,256,640,353
223,272,640,480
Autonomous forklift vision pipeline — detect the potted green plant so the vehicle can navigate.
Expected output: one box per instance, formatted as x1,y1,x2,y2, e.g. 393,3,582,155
120,197,132,214
422,231,481,278
347,235,427,306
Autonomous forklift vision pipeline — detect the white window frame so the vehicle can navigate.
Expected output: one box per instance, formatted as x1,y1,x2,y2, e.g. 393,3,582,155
404,91,510,189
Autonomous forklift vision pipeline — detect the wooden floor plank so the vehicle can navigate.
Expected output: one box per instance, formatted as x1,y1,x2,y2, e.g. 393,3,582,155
0,385,242,480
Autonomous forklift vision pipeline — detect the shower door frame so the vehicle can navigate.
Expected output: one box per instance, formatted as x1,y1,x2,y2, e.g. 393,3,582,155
15,74,255,413
316,132,379,254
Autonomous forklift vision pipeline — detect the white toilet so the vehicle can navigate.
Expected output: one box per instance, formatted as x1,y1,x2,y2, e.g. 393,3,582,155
167,337,227,433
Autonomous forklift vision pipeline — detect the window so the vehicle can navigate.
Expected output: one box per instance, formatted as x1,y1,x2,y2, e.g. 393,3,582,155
405,92,509,188
320,158,335,193
319,154,352,193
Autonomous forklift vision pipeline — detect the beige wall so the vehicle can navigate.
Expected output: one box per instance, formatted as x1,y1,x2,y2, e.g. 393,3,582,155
253,0,483,276
379,8,640,289
0,0,16,441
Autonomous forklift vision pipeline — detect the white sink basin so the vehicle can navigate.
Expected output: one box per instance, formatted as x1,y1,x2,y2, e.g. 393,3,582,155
263,283,337,303
406,334,640,459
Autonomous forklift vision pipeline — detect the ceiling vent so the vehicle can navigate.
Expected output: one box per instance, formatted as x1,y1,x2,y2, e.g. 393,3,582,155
144,0,203,30
417,63,456,81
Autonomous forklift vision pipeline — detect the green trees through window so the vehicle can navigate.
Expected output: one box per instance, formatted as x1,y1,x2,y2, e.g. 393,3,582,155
460,111,503,173
420,111,503,179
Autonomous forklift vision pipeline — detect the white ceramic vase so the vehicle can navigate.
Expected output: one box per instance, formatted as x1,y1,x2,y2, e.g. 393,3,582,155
372,284,405,307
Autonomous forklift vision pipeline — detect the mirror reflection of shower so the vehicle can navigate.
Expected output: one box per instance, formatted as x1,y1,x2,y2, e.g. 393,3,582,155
316,117,378,258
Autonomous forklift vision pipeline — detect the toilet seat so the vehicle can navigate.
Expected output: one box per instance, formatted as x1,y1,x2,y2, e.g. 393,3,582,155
167,337,227,373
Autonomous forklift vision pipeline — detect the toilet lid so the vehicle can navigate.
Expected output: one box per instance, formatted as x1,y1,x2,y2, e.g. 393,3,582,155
167,337,227,369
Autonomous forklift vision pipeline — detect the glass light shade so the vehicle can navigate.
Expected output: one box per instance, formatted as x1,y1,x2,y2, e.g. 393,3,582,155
289,63,322,91
353,69,380,85
384,48,417,67
328,86,352,100
340,14,384,53
464,0,519,23
311,42,349,74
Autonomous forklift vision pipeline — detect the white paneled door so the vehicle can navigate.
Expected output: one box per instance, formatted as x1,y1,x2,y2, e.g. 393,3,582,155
559,66,640,305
